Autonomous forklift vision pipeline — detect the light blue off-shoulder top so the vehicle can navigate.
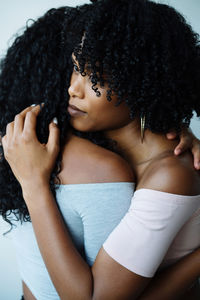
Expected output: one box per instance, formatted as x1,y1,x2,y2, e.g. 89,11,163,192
9,182,134,300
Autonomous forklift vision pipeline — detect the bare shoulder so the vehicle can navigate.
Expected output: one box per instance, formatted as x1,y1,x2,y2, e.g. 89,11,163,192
58,135,135,185
138,152,200,196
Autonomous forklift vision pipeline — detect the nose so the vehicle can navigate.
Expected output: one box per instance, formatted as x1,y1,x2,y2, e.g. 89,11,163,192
68,72,84,99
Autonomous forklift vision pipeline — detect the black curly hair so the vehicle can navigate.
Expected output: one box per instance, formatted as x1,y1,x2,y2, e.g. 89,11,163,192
1,0,200,228
74,0,200,133
0,5,92,227
0,3,116,228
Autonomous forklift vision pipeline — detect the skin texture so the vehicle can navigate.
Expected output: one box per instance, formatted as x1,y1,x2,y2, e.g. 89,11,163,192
69,54,200,167
0,2,198,298
21,133,134,300
69,57,200,192
19,120,199,300
2,105,200,300
68,55,132,133
1,75,200,298
58,133,134,184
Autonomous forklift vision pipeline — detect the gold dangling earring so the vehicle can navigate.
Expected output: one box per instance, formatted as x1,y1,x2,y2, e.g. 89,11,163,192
140,115,145,143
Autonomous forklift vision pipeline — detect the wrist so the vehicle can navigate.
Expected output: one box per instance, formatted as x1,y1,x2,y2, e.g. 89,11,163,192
22,179,50,202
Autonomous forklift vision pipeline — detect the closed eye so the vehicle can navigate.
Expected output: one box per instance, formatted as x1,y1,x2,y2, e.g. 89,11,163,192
73,64,80,73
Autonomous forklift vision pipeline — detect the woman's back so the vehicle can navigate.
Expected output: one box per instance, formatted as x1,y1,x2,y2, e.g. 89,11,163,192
10,134,135,300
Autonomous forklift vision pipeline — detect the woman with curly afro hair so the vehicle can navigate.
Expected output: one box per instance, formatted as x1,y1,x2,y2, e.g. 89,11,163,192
1,0,200,299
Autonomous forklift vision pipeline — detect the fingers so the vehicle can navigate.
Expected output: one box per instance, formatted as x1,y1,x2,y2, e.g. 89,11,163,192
191,142,200,170
1,122,14,152
6,121,14,140
174,128,192,156
19,103,44,117
2,104,43,145
21,105,35,114
166,131,177,140
23,105,41,136
13,114,24,136
16,103,43,122
16,104,43,139
47,118,60,153
174,135,191,155
15,104,36,121
174,128,200,170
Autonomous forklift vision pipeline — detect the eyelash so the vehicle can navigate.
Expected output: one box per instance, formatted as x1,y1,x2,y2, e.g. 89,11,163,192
73,64,79,73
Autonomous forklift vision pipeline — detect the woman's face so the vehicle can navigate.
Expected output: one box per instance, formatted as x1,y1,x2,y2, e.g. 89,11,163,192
67,55,131,132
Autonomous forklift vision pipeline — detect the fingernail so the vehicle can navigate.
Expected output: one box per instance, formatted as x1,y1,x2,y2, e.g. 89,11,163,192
53,117,58,125
31,104,37,107
175,148,181,155
195,162,200,169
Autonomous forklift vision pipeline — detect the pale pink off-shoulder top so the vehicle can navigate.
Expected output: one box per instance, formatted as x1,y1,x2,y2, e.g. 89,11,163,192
103,189,200,277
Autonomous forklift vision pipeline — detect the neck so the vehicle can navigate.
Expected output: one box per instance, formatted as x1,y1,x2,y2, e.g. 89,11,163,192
104,120,178,179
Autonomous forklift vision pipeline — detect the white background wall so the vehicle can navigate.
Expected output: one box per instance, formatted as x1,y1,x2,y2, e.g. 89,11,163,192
0,1,199,299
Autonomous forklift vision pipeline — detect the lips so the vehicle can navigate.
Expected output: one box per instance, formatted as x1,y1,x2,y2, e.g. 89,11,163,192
67,104,86,117
68,104,85,112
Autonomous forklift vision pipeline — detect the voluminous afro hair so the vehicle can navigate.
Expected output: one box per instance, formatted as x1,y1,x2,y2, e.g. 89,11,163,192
74,0,200,133
0,5,91,227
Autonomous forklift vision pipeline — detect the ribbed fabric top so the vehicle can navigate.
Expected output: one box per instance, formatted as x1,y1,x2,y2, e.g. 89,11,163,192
9,182,134,300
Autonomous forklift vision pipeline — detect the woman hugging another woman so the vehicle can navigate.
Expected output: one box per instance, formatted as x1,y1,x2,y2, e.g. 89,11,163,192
0,1,200,299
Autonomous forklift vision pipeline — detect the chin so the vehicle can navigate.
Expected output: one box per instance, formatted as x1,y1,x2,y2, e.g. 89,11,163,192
70,119,95,132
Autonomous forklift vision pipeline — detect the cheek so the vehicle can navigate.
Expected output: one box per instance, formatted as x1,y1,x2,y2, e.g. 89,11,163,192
69,107,131,132
88,100,131,131
69,87,131,132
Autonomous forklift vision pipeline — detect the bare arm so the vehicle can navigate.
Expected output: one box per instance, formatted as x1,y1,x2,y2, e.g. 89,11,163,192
22,185,200,300
2,105,200,299
138,249,200,300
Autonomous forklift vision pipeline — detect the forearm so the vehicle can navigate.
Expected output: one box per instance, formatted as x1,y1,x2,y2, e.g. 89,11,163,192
23,185,93,300
138,249,200,300
23,185,200,300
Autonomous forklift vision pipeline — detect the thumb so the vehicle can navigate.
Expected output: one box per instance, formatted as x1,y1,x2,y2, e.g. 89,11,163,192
174,136,190,155
47,117,60,152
